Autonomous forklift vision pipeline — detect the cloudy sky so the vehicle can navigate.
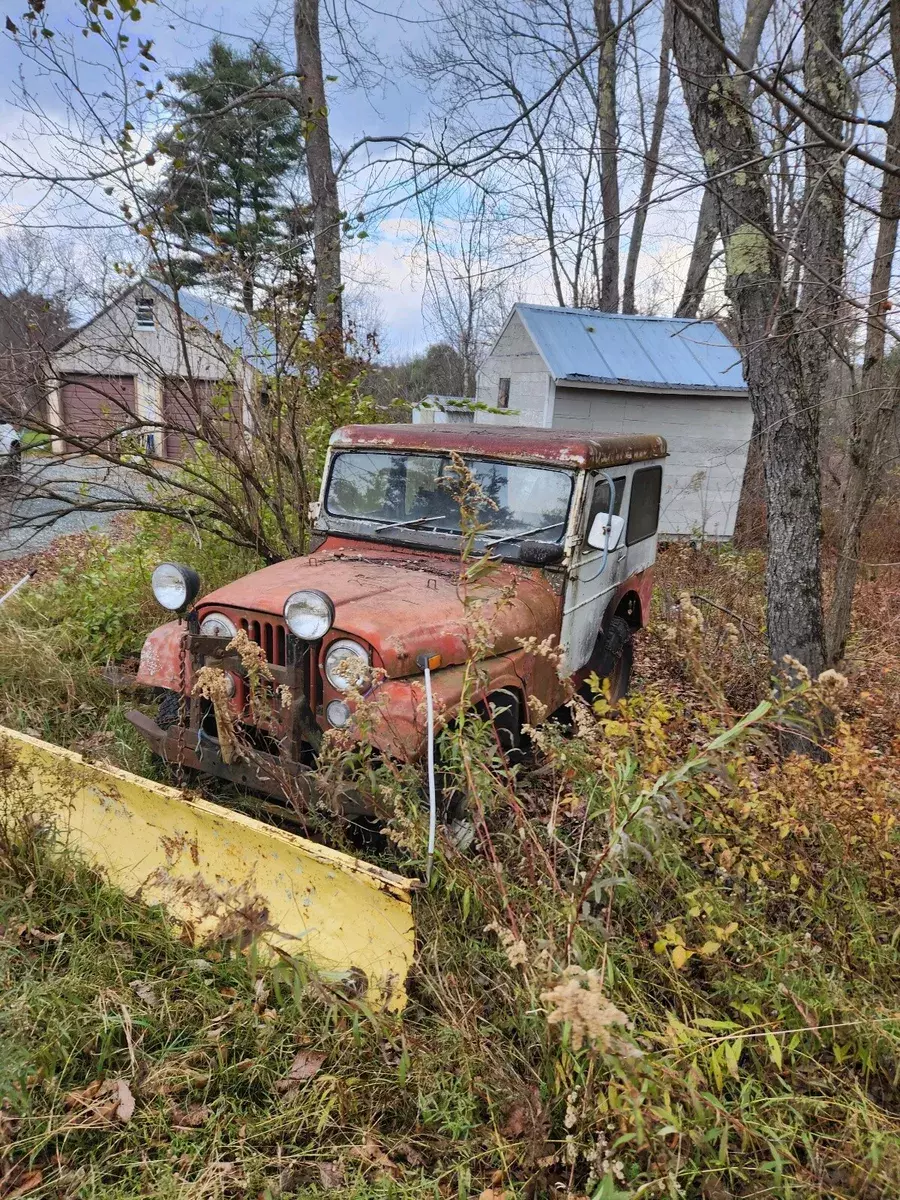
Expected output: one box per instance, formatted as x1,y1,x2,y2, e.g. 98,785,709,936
0,0,703,356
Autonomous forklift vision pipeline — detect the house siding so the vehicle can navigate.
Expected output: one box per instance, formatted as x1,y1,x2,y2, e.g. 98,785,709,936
552,386,752,538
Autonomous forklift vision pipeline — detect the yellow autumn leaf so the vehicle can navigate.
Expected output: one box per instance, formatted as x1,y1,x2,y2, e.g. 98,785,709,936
671,944,690,970
698,941,721,957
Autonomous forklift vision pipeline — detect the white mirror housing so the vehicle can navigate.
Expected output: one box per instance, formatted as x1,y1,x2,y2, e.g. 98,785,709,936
587,512,625,551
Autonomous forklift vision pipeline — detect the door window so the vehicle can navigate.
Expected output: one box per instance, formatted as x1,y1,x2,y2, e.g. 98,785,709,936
626,466,663,544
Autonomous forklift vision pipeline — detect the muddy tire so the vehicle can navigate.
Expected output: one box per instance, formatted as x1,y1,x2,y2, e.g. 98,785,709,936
584,616,634,704
157,689,184,731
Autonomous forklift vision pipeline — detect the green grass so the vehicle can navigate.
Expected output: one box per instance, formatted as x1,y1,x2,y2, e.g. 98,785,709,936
0,515,261,773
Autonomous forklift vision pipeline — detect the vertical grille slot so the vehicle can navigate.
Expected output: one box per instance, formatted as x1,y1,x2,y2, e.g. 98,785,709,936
228,612,289,668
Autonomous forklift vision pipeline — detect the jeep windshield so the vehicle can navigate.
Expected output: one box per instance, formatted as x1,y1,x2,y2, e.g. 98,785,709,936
325,450,573,547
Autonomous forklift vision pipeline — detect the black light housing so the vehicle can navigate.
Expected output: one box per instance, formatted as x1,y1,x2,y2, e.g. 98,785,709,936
151,562,201,612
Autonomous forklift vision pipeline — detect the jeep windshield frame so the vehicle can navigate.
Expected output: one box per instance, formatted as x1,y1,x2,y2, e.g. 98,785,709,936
319,449,575,559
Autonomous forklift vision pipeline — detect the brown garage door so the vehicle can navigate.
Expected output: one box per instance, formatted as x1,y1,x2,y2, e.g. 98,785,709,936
162,377,242,460
61,375,136,453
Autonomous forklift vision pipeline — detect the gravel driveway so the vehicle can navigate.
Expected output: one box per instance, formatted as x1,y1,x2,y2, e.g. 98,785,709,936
0,455,158,560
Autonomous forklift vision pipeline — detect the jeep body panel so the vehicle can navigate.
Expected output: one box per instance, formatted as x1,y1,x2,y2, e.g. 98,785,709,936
131,424,667,799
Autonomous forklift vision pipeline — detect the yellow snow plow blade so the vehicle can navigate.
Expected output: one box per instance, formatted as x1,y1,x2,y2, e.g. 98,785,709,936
0,726,415,1011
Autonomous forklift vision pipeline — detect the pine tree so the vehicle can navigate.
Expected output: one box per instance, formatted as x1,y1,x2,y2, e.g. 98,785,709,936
151,41,309,313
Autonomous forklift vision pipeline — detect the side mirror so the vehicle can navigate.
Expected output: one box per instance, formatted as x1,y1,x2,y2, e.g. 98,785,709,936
587,512,625,551
518,540,565,567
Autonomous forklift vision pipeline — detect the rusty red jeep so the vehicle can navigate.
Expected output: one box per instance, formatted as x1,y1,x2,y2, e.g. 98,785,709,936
128,424,666,805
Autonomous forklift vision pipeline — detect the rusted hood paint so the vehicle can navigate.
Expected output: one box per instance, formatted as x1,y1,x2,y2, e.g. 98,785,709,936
200,544,560,678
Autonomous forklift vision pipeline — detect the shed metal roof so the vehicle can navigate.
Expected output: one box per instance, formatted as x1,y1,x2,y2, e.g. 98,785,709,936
513,304,747,395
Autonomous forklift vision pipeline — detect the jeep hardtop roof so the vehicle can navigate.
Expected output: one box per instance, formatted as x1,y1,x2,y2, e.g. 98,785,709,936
330,424,667,471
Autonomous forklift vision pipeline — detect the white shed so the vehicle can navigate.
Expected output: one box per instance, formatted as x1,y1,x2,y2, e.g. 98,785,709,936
474,304,751,539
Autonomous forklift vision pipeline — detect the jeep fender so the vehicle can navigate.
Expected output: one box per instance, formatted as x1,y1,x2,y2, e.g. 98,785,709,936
136,620,192,693
604,566,654,631
362,646,570,762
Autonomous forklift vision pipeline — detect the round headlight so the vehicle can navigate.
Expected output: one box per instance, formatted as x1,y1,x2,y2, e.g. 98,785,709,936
283,589,334,640
326,699,352,728
151,562,200,612
324,639,370,691
199,612,238,640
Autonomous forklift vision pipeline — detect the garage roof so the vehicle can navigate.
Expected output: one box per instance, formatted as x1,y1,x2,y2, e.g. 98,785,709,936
512,304,747,395
54,279,276,371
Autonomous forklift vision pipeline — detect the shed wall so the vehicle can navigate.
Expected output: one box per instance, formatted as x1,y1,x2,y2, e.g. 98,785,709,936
474,310,551,427
552,386,752,538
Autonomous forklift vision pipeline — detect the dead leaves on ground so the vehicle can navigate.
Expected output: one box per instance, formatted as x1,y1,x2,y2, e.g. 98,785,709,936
62,1078,135,1127
0,1166,42,1199
275,1048,326,1095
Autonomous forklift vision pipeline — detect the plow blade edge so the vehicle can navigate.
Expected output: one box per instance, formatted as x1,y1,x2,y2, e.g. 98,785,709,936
0,726,415,1011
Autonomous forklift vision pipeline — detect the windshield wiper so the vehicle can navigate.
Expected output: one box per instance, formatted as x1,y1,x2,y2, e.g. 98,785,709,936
375,513,453,533
485,520,564,548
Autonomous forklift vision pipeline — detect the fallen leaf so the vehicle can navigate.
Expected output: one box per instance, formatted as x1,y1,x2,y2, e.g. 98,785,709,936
172,1104,209,1128
349,1135,400,1178
20,926,62,944
2,1168,42,1199
502,1103,528,1138
393,1140,425,1167
112,1079,135,1123
129,980,158,1008
63,1080,103,1109
317,1161,345,1190
276,1049,326,1093
62,1079,134,1126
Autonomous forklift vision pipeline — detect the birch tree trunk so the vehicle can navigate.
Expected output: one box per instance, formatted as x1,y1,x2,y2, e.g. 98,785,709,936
673,0,827,691
594,0,621,311
294,0,343,339
622,0,673,314
825,0,900,663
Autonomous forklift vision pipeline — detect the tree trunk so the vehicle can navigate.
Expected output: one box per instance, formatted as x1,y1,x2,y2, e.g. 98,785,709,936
594,0,621,311
294,0,343,340
673,0,827,690
798,0,845,413
675,186,717,318
674,0,772,320
622,0,673,314
825,0,900,663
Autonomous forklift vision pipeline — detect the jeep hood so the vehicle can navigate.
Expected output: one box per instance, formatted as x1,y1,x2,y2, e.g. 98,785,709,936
199,546,560,679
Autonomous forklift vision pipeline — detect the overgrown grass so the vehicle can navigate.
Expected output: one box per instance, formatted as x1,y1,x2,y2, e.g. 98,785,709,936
0,516,261,772
2,539,900,1197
